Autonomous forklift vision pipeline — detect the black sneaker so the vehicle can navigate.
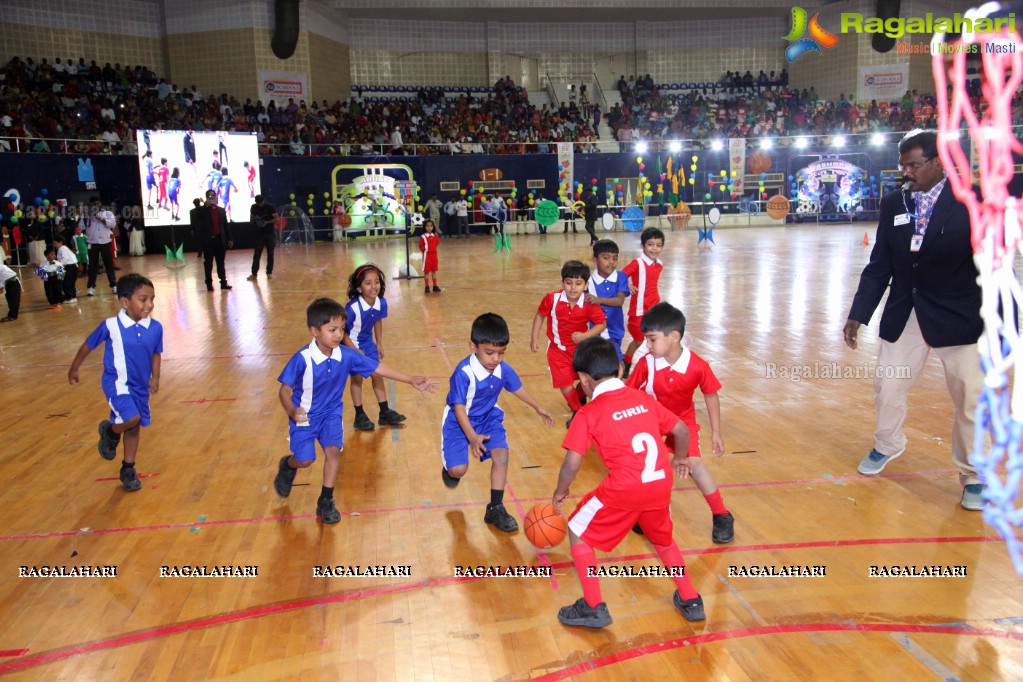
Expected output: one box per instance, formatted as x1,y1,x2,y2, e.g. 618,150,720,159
317,497,342,524
378,408,406,426
673,591,706,621
353,412,375,430
557,598,612,628
432,285,442,292
97,420,119,460
274,455,297,498
712,512,735,544
632,522,644,535
424,286,431,294
119,466,142,492
441,467,460,489
484,503,518,532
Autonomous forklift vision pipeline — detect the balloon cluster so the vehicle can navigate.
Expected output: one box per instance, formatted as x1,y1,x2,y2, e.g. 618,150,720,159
636,157,653,201
704,170,739,200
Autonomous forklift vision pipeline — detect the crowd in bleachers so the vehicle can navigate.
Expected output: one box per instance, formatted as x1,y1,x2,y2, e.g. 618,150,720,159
609,70,996,147
0,54,1005,156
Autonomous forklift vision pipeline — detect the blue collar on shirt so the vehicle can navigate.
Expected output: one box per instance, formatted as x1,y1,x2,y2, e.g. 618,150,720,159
306,338,343,364
118,309,152,329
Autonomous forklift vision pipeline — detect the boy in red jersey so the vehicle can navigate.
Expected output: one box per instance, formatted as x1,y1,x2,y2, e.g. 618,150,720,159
627,302,733,543
530,260,606,427
622,227,664,368
553,336,705,628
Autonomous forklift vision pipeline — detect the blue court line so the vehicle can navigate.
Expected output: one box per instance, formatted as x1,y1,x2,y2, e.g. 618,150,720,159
891,633,962,682
715,573,765,624
994,616,1023,625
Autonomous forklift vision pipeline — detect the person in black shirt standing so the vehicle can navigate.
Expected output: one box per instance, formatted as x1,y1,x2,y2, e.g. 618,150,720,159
247,194,278,281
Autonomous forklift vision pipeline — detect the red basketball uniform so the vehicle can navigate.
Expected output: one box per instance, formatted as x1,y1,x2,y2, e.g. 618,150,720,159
419,232,439,273
537,290,605,388
626,348,721,457
562,379,682,551
622,253,662,318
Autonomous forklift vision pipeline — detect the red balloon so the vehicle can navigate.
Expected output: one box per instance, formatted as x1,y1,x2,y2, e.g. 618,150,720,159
12,226,21,245
616,184,622,191
591,178,597,184
639,164,645,170
468,180,473,186
708,180,715,187
731,193,738,199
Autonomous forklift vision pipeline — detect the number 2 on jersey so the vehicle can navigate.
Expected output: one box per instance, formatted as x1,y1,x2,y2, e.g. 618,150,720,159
632,432,666,483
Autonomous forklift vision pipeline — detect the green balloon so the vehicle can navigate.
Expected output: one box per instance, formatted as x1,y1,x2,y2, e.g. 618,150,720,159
534,199,561,227
705,193,711,200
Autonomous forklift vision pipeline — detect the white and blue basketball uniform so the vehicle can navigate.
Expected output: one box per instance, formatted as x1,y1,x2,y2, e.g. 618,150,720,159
218,176,236,208
441,354,523,468
277,339,379,461
144,158,155,189
345,295,388,362
85,310,164,426
168,177,181,203
587,269,631,359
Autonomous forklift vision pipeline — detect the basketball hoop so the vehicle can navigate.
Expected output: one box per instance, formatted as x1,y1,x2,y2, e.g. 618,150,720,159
932,2,1023,574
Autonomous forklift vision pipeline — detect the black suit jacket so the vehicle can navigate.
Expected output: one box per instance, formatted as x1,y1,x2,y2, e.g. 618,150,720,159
190,204,232,246
848,183,981,347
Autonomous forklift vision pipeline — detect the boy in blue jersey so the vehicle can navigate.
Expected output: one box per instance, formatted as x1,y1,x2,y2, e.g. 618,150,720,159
275,298,436,524
68,273,162,492
585,239,630,362
441,313,554,531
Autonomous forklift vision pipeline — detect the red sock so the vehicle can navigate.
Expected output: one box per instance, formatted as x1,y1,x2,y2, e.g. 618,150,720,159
653,542,699,600
564,389,583,412
571,543,603,607
704,489,728,515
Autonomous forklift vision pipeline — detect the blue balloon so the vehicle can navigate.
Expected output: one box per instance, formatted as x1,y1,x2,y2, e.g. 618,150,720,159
870,176,876,181
788,175,794,181
40,188,48,196
760,173,766,178
33,196,42,205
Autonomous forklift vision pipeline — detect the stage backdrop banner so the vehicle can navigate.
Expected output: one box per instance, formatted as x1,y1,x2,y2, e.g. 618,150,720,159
557,142,574,206
728,138,746,196
258,71,308,107
857,64,908,103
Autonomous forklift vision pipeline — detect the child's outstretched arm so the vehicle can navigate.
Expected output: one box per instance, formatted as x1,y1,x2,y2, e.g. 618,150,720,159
453,403,489,459
278,384,308,423
372,362,439,396
149,353,162,394
510,386,554,427
67,342,92,385
529,312,545,352
584,290,626,307
553,449,584,507
668,419,692,479
704,391,724,455
374,319,385,360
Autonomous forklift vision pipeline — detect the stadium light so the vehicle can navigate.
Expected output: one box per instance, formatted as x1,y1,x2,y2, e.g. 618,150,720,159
669,140,682,153
635,141,649,153
711,139,724,151
794,137,808,149
832,135,846,147
871,133,885,146
759,138,773,150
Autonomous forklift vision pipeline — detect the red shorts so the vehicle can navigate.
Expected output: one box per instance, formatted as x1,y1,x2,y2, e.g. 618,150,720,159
546,345,578,388
627,316,644,343
666,422,702,458
567,490,674,551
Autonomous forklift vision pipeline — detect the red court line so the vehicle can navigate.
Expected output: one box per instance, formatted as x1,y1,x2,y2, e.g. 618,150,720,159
94,473,160,483
506,483,559,591
0,650,28,658
0,468,969,543
529,623,1023,682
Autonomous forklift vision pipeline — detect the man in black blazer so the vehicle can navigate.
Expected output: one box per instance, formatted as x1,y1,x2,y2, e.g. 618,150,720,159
844,129,984,510
191,189,233,291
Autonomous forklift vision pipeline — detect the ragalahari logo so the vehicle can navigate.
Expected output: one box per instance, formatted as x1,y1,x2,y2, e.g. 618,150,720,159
784,7,839,62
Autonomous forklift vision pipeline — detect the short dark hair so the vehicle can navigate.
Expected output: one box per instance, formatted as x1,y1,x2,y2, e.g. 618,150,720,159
254,194,264,203
470,312,510,346
53,235,65,244
592,239,619,258
89,196,101,204
347,263,386,300
573,337,621,380
306,298,345,328
640,227,665,245
116,273,154,299
641,302,687,336
561,259,590,281
898,129,938,158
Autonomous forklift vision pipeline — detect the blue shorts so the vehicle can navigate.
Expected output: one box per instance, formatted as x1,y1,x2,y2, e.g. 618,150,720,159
440,406,508,469
350,342,379,369
108,392,151,427
606,332,625,360
289,412,344,462
146,174,155,189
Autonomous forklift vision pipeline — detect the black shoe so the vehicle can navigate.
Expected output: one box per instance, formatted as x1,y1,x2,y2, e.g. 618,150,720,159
316,497,342,524
632,522,644,535
424,286,431,294
97,420,119,460
221,282,232,290
274,455,297,498
712,512,735,544
622,364,631,380
558,598,612,628
484,503,518,532
432,285,442,292
353,412,375,431
441,467,460,489
205,283,214,292
378,408,406,426
119,466,142,492
673,591,706,621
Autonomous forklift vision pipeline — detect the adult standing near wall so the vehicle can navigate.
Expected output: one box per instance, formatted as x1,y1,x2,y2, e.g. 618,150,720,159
843,129,984,510
247,194,278,281
582,188,599,246
455,194,469,238
80,196,116,296
192,188,233,291
423,194,443,237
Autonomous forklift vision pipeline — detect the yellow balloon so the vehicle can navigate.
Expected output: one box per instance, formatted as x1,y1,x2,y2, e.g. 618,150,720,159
460,189,466,195
689,178,695,184
323,192,330,199
691,156,698,162
720,170,727,177
731,171,736,176
636,157,643,164
690,164,696,171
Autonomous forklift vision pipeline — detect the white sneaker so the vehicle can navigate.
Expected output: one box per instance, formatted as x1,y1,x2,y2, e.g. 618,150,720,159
66,298,77,304
111,285,117,294
87,288,95,296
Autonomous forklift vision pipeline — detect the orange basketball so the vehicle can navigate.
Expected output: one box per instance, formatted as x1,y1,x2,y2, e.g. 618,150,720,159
339,213,352,228
747,150,772,175
766,194,790,220
523,503,567,548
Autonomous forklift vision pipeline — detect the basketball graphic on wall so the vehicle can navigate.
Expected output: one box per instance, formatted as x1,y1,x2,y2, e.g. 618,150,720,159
766,194,790,219
747,151,772,175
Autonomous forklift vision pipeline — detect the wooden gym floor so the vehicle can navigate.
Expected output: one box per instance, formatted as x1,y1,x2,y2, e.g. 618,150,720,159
0,221,1020,681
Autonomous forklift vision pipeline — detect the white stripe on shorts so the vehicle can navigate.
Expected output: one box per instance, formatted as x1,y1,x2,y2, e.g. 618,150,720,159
568,495,605,538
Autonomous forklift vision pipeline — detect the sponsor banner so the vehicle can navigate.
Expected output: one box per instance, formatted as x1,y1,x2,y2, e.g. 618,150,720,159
858,64,908,102
258,70,308,106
